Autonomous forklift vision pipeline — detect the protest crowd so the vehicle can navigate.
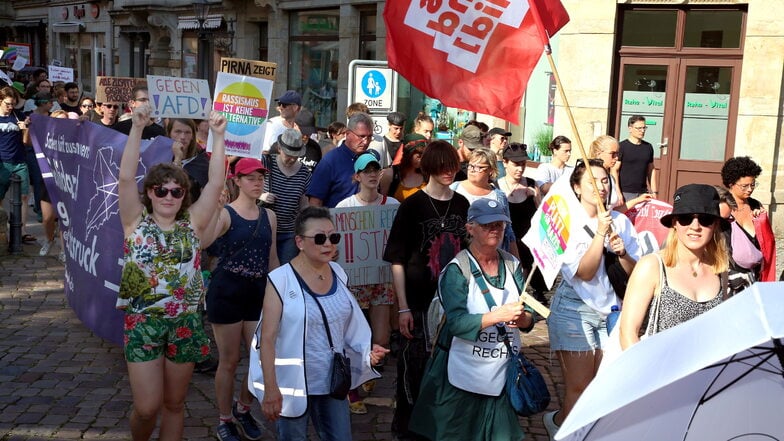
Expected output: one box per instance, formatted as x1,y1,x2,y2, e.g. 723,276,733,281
1,29,780,441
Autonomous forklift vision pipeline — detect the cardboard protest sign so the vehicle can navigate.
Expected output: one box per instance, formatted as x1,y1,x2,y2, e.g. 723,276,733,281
208,71,273,158
95,76,145,104
29,114,173,345
219,57,277,80
147,75,212,119
330,205,398,286
49,65,74,83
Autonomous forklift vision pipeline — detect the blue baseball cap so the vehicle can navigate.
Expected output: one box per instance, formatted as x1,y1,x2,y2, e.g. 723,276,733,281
354,153,381,173
275,90,301,106
468,199,510,225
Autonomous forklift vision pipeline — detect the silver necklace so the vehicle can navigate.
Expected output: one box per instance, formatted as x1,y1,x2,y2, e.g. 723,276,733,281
426,191,452,228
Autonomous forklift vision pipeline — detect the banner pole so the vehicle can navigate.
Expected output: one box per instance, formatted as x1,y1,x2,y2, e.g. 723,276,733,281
519,263,550,318
543,43,607,215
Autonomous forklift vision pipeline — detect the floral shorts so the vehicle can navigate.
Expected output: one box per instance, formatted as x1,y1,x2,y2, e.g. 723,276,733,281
124,312,210,363
349,283,395,309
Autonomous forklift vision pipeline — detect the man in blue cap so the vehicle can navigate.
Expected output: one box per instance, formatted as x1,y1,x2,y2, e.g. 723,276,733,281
262,90,302,152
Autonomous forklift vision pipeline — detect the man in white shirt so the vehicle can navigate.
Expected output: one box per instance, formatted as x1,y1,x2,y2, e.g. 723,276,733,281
262,90,301,153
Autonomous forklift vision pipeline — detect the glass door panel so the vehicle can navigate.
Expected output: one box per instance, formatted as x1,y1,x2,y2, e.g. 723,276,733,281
619,64,668,159
678,66,732,161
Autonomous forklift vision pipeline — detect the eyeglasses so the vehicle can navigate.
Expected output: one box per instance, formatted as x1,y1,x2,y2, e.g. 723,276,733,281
348,130,374,141
133,97,149,102
467,164,489,173
81,103,94,109
674,214,716,228
476,221,506,231
1,100,14,106
301,233,341,245
734,181,757,191
632,126,648,131
102,104,119,110
152,186,186,199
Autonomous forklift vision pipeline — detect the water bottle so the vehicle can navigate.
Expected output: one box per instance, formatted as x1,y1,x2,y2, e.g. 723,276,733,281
606,305,620,335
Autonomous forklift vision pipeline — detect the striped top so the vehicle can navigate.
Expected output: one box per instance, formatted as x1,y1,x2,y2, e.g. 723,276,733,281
263,155,312,233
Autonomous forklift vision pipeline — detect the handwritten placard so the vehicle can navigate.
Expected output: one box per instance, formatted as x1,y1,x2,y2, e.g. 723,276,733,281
219,57,277,80
330,205,398,286
95,76,145,104
49,65,74,83
147,75,211,118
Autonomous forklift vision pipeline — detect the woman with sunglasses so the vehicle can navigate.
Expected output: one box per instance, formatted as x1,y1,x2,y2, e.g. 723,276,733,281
256,206,389,439
117,104,226,441
589,135,652,213
619,184,729,351
205,157,279,441
543,159,641,439
721,156,776,281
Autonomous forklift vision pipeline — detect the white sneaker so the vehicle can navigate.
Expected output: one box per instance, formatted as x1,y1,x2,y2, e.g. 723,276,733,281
543,410,560,441
39,240,54,256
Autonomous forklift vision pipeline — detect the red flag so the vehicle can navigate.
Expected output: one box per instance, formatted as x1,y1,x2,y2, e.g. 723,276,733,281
384,0,569,123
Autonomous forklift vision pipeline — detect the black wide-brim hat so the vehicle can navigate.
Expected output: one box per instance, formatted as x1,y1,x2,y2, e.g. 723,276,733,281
660,183,722,227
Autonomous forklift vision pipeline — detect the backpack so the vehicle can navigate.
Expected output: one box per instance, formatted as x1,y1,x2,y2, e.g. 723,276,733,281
426,249,518,349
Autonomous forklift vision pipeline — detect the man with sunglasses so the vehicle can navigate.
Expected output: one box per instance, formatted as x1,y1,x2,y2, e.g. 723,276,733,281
307,112,378,208
486,127,511,179
262,90,302,153
94,101,121,128
618,115,657,202
114,85,166,139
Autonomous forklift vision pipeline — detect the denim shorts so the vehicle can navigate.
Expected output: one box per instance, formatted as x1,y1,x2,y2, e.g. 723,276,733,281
547,279,607,352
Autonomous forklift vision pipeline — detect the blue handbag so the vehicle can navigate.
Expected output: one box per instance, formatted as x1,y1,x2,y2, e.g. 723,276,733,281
466,255,550,416
499,326,551,416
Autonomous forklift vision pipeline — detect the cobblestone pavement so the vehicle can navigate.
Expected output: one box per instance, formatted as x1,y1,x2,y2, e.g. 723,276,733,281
0,237,563,441
3,215,781,441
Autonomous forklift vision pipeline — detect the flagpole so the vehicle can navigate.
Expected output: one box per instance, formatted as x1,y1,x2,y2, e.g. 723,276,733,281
542,41,608,214
519,264,550,318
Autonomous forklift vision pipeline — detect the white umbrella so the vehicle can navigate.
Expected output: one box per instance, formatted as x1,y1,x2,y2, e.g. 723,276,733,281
556,282,784,441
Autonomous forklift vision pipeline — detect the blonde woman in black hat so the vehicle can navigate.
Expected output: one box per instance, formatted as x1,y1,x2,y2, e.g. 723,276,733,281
619,183,729,351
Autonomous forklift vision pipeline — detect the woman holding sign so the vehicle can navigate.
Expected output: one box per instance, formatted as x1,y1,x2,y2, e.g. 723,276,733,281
336,152,399,414
542,159,640,439
117,104,226,441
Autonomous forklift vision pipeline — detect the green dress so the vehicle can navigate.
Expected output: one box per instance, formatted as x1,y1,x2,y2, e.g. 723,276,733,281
410,258,534,441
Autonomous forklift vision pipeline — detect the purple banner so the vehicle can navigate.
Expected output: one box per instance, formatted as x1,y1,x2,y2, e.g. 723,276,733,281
29,114,173,345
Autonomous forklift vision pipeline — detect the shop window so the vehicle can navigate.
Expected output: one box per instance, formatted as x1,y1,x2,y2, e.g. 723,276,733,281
258,22,269,61
620,10,677,47
683,10,743,48
289,10,339,127
182,35,198,79
359,11,377,60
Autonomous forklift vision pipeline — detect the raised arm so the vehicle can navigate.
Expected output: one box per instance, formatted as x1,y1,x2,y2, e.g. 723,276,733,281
189,111,227,237
118,105,150,235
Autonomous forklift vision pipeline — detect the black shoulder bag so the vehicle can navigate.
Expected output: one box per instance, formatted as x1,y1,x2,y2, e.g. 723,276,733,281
304,283,352,400
583,225,629,299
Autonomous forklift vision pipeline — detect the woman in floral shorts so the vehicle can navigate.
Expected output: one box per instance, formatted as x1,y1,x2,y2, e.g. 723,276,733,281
117,105,227,441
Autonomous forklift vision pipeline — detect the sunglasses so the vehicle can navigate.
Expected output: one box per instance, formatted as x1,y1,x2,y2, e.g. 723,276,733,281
102,104,119,109
301,233,341,245
277,102,295,108
152,186,186,199
81,104,94,108
675,214,716,228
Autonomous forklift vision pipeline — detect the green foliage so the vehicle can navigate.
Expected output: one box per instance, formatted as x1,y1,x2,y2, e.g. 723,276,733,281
534,126,554,156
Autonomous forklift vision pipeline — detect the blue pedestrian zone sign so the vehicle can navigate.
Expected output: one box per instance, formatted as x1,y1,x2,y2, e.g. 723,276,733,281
353,66,394,111
362,70,386,98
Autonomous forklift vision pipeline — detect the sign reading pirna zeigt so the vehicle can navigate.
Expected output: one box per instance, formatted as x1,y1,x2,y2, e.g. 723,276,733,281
330,205,398,286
